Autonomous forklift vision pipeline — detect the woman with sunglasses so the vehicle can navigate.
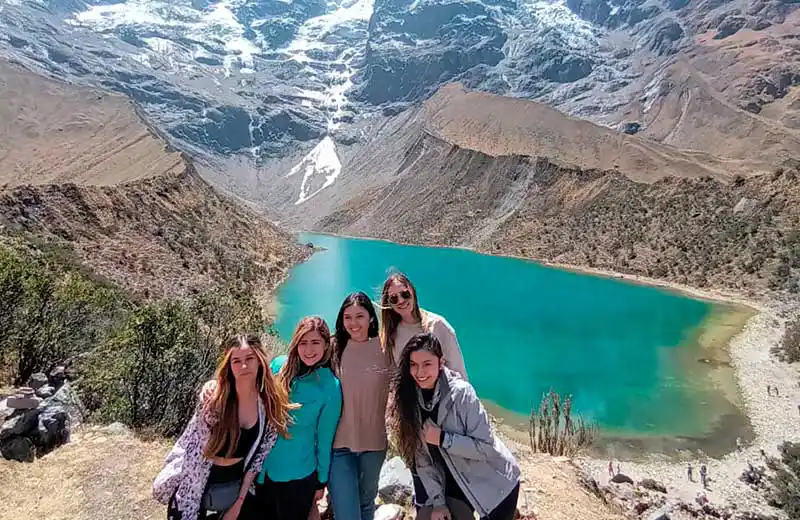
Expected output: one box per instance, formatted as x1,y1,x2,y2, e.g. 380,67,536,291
379,272,467,380
327,292,390,520
153,334,294,520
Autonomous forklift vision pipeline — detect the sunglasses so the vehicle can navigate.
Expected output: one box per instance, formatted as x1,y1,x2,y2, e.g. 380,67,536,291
388,290,412,305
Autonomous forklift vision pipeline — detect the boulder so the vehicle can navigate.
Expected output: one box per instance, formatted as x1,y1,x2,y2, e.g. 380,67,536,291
0,436,35,462
6,396,41,410
374,504,404,520
35,385,55,399
34,406,69,453
647,508,670,520
103,422,131,436
48,366,66,389
45,382,85,427
0,407,41,441
639,478,668,493
378,456,413,505
28,373,49,391
610,473,635,485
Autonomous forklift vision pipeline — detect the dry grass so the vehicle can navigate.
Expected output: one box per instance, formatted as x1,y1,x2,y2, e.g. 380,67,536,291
0,426,170,520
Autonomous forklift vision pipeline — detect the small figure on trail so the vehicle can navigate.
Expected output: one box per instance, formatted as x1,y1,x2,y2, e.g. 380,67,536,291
608,459,614,477
774,386,780,397
767,384,772,396
616,462,621,476
687,463,694,482
700,464,708,489
736,437,743,451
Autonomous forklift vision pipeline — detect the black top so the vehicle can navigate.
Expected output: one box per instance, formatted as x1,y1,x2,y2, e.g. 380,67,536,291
419,388,468,505
215,423,259,460
208,423,259,485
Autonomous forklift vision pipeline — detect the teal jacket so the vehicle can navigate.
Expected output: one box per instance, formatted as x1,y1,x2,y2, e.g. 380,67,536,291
257,355,342,485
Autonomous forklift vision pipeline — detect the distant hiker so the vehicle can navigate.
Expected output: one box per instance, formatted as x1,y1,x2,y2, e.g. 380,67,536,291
736,437,743,451
380,271,468,380
616,463,621,476
767,384,772,396
760,448,767,460
153,334,294,520
775,386,780,397
327,292,390,520
255,317,342,520
687,463,694,482
700,464,708,489
389,333,520,520
608,459,614,477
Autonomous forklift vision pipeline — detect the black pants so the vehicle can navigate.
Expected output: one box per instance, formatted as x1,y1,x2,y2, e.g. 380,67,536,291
253,472,318,520
415,481,521,520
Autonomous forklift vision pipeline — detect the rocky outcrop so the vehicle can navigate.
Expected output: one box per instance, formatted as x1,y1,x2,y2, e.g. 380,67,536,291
0,368,83,462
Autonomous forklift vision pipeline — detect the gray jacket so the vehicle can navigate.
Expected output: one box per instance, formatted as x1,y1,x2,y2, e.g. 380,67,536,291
415,368,520,517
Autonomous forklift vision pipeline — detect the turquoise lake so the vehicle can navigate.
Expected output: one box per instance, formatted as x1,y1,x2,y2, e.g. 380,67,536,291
274,233,750,447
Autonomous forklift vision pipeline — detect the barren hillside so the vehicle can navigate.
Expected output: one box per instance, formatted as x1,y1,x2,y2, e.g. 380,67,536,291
0,59,306,300
423,84,798,182
315,87,800,295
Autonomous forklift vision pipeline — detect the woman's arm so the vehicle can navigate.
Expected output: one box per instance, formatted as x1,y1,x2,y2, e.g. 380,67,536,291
316,377,343,486
439,384,492,461
222,471,258,520
432,320,468,381
415,442,448,509
153,398,209,503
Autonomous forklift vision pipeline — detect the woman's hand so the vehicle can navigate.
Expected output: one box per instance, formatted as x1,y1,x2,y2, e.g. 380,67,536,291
200,379,217,402
423,421,442,446
430,506,451,520
221,497,244,520
313,488,325,502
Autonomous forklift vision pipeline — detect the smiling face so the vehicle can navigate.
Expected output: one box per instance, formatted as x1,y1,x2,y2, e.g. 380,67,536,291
297,330,325,367
229,345,259,381
343,303,371,343
410,349,442,389
387,280,416,321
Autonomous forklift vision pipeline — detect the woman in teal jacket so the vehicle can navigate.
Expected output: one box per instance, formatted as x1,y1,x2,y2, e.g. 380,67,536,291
256,316,342,519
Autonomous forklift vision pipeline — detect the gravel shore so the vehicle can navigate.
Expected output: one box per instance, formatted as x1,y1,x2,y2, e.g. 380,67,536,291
578,301,800,517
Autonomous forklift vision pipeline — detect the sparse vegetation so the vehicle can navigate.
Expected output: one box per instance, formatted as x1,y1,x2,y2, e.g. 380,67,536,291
763,441,800,519
529,390,597,457
773,314,800,363
0,235,281,436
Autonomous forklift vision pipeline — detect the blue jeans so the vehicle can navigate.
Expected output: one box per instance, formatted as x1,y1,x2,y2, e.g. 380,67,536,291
328,448,386,520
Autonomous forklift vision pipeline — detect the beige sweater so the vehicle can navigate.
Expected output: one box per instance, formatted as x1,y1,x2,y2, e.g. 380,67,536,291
391,310,468,381
333,337,391,452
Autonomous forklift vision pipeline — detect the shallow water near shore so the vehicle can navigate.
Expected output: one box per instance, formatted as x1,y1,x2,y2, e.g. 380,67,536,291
274,233,753,456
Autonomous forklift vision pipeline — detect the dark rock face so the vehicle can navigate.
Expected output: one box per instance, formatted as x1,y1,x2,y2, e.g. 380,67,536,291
649,19,684,55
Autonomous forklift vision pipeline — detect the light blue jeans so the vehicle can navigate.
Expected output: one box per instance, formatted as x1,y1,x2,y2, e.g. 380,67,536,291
327,448,386,520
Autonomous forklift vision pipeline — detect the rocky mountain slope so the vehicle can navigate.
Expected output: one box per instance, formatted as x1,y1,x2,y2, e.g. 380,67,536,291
0,58,306,300
0,0,797,206
313,85,800,295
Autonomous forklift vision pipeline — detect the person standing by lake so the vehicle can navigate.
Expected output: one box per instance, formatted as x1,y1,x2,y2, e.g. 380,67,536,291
379,272,468,380
153,335,294,520
254,317,342,520
327,292,390,520
388,332,520,520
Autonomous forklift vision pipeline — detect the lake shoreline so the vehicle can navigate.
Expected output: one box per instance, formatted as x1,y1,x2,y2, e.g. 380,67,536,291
293,230,798,515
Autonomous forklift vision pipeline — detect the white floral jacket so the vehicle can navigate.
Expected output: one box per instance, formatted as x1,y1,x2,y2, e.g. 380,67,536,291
152,396,277,520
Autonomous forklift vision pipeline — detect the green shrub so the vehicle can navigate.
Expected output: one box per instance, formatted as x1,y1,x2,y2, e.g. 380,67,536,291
773,315,800,363
78,287,271,436
764,441,800,518
0,243,127,385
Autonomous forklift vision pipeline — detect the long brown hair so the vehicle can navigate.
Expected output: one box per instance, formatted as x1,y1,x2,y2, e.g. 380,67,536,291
332,292,380,374
204,334,294,459
388,332,443,465
277,317,332,396
379,272,422,363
